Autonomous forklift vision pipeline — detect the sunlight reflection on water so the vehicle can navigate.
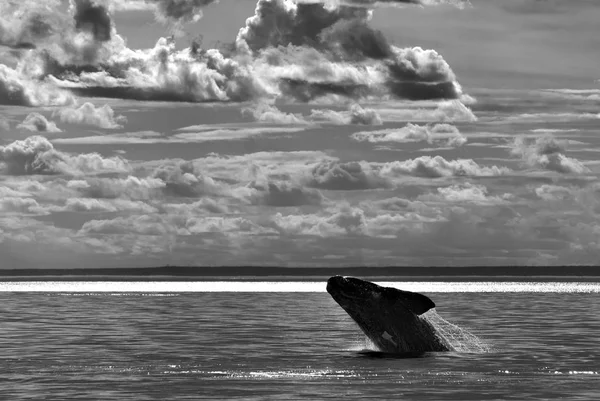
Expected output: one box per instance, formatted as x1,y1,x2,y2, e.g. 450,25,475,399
0,281,599,292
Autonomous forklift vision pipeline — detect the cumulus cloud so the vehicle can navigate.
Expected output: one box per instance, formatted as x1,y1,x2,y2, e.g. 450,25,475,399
307,160,391,190
534,184,572,201
150,159,222,197
0,1,62,49
242,102,308,124
0,196,45,214
0,64,75,107
16,113,62,133
27,0,468,104
54,102,127,129
510,135,589,174
352,122,466,146
418,183,511,204
271,204,368,236
310,103,382,125
70,176,166,200
0,136,130,176
305,155,508,189
379,155,509,178
250,180,326,206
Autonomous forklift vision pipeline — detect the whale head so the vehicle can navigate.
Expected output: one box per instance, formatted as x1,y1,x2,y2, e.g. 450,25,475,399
326,276,450,353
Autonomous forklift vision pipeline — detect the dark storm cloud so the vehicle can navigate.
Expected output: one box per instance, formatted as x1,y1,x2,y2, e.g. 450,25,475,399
73,0,113,42
147,0,219,24
236,0,372,54
3,0,468,105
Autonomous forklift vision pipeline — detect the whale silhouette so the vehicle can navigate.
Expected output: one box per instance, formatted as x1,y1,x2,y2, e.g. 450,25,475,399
326,276,451,353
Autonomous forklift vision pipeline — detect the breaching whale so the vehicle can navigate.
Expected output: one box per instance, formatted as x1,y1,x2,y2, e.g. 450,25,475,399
326,276,451,353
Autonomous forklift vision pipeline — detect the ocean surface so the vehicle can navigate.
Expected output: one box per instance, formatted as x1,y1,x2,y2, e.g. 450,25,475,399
1,281,599,400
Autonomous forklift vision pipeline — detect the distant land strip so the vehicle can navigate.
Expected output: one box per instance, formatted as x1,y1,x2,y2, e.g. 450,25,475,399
0,266,599,281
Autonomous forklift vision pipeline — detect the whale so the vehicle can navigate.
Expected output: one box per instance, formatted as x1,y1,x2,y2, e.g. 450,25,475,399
326,276,451,353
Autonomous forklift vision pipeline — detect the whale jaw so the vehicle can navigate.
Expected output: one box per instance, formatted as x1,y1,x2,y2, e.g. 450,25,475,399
327,276,451,353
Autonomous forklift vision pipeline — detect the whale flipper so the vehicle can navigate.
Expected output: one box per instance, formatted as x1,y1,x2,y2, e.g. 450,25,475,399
383,287,435,316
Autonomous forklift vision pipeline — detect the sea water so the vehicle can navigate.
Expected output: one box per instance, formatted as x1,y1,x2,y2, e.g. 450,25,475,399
0,281,599,400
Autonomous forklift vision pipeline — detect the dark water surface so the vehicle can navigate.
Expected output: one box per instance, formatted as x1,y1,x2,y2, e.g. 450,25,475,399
1,282,599,400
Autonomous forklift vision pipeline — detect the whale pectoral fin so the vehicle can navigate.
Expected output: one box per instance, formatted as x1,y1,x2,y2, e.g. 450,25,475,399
386,288,436,315
382,331,397,347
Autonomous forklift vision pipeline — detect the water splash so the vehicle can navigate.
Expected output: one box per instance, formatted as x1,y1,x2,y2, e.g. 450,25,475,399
424,309,490,353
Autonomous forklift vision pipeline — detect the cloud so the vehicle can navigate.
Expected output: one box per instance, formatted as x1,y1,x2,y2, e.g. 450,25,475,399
329,0,470,7
31,0,468,104
162,198,230,214
70,176,166,200
309,103,382,125
510,134,589,174
0,1,63,49
73,0,113,42
51,197,157,214
0,136,130,176
541,88,600,102
307,160,391,190
379,155,509,178
0,117,9,131
242,102,383,125
502,112,600,123
271,204,368,237
77,212,270,238
305,155,508,189
52,130,167,145
145,0,219,24
250,180,326,206
150,159,222,197
48,36,272,103
0,196,45,214
16,113,62,133
53,102,127,129
418,183,511,204
534,184,572,201
0,64,75,106
172,125,307,141
79,214,176,235
242,102,308,124
375,99,477,123
352,123,466,146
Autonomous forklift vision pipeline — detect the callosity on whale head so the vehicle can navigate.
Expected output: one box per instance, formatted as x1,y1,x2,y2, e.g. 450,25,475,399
326,276,451,353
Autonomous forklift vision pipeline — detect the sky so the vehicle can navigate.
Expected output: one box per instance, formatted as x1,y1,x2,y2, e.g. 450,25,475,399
0,0,599,269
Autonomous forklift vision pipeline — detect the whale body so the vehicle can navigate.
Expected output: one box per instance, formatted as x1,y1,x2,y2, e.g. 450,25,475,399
326,276,451,353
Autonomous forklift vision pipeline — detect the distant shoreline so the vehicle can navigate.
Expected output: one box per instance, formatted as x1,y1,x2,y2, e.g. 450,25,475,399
0,265,599,282
1,275,600,282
